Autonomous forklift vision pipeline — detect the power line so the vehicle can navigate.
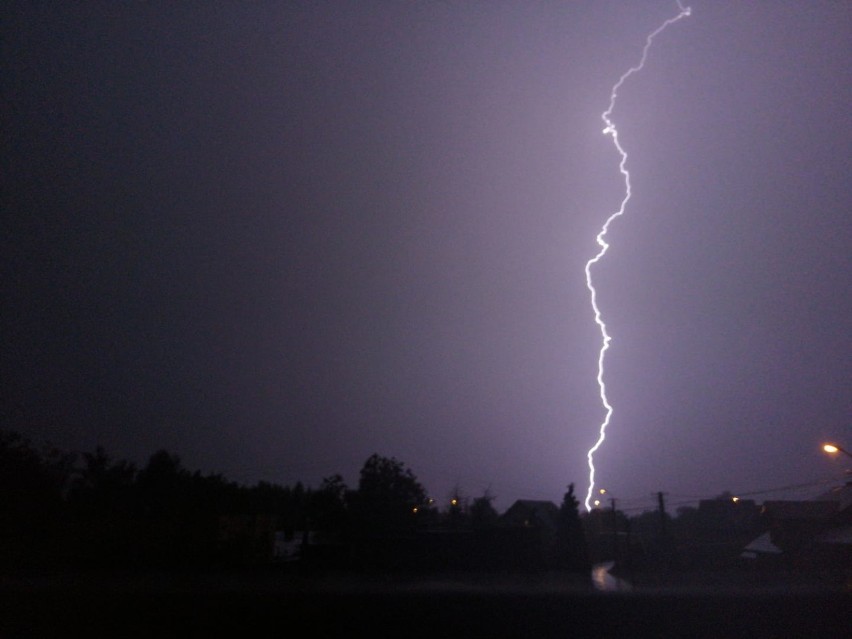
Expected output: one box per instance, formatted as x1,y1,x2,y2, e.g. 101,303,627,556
598,474,847,514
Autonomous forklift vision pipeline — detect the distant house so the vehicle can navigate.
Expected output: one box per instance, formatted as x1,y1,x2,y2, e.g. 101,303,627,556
742,480,852,569
694,497,762,559
697,498,760,534
499,500,560,568
739,531,782,562
501,499,558,528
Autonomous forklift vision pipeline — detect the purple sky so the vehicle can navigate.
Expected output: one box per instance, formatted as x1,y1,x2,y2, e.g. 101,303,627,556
3,1,850,514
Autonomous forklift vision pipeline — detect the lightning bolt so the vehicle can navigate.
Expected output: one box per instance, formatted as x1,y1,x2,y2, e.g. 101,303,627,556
584,1,691,512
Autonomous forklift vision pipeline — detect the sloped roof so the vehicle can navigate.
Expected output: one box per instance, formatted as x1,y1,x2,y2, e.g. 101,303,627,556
741,531,782,558
501,499,559,527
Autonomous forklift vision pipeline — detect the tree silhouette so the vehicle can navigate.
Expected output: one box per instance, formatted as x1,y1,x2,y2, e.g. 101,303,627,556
69,446,137,517
470,490,499,530
307,474,348,533
66,446,139,565
0,430,75,566
352,454,426,535
555,483,591,571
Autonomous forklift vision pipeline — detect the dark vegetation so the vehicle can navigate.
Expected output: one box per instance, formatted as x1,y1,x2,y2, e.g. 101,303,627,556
1,429,592,573
1,428,847,581
2,429,849,638
0,428,846,576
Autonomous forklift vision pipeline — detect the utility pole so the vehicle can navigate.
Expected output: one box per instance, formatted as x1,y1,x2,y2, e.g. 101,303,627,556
610,497,618,565
657,490,674,568
657,491,668,539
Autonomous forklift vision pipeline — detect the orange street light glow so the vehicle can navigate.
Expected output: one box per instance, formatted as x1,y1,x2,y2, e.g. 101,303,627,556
822,443,852,459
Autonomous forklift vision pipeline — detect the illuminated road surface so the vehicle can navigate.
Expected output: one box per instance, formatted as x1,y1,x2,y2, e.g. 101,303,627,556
591,561,632,593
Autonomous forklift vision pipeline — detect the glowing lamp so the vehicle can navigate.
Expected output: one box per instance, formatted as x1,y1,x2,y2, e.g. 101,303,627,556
822,443,852,459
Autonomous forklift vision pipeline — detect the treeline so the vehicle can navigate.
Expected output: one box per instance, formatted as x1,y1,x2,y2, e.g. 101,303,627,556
3,429,588,571
1,430,324,567
1,429,763,574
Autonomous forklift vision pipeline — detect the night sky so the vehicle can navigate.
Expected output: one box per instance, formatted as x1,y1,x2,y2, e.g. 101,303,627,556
3,1,850,514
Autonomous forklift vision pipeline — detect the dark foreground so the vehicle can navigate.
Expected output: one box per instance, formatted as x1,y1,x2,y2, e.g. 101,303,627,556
1,568,849,638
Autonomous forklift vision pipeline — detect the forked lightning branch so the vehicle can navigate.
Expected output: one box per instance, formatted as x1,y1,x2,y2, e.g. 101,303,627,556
584,1,691,512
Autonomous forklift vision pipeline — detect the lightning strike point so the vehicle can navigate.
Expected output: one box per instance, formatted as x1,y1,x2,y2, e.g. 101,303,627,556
583,2,691,512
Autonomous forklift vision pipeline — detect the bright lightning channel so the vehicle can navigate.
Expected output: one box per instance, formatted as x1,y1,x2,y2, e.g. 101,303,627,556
584,1,691,512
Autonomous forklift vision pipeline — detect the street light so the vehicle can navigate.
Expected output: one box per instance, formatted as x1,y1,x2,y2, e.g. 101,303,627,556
822,443,852,459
